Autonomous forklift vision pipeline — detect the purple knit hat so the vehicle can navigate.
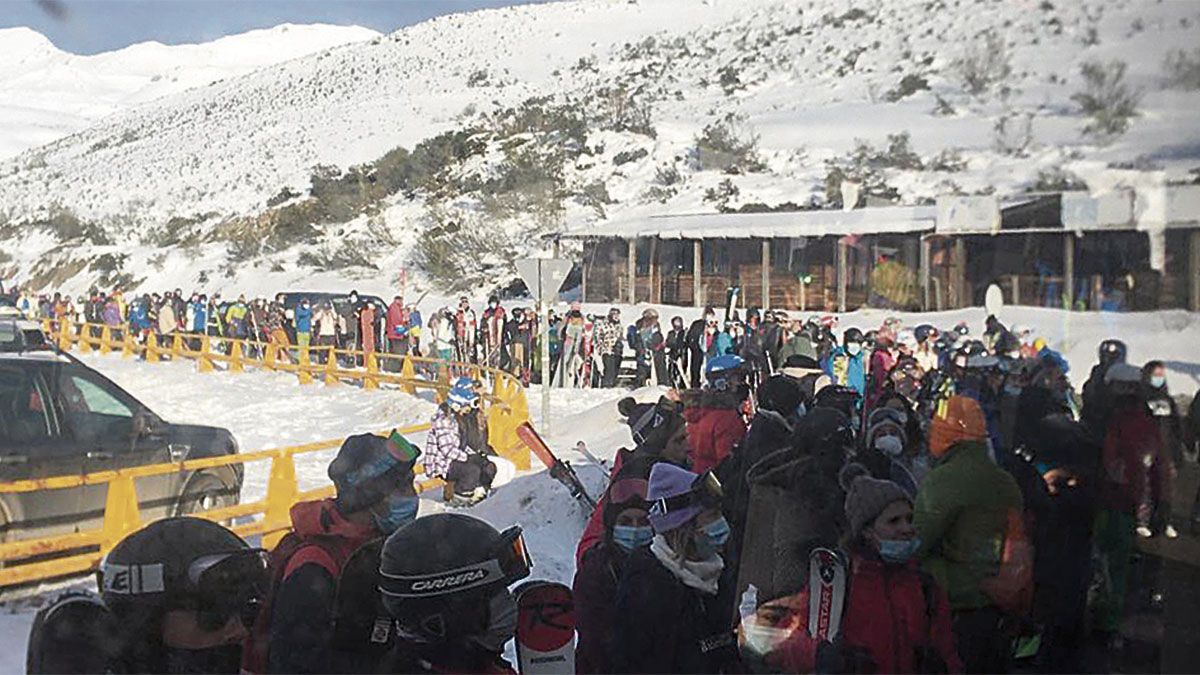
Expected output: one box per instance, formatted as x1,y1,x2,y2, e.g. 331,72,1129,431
647,463,703,533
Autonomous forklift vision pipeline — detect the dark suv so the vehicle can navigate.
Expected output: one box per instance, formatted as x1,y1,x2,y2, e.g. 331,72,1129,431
0,333,242,545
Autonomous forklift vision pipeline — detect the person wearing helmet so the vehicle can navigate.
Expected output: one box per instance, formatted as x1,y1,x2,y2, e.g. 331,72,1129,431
1092,363,1163,645
247,432,421,674
378,514,531,673
28,518,267,674
1081,339,1128,438
574,476,652,673
913,324,940,373
426,385,497,504
824,327,867,399
612,464,741,673
684,354,750,474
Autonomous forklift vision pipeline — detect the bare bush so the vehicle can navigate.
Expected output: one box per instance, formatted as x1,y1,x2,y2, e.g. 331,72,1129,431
993,111,1034,156
1071,60,1141,140
1162,48,1200,90
694,113,765,173
954,30,1012,96
412,208,523,292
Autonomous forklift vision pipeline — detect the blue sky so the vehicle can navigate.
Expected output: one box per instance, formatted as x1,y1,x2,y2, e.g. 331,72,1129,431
2,0,553,54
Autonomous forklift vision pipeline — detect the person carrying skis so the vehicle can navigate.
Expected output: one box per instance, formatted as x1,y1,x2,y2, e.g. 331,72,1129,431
246,432,420,674
504,307,532,383
405,303,423,356
482,295,506,369
265,299,291,364
685,308,715,388
611,463,741,673
826,327,868,399
357,300,378,359
632,308,667,387
556,303,588,388
745,465,961,674
1142,360,1182,538
665,315,689,388
425,385,497,504
28,518,267,675
454,296,478,365
574,476,652,673
378,514,531,674
913,395,1024,674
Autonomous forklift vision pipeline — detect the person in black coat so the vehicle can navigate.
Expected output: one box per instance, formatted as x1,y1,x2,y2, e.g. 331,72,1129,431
1142,360,1183,536
684,308,715,389
612,463,741,674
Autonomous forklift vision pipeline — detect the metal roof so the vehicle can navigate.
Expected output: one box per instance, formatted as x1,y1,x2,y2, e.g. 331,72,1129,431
559,205,938,240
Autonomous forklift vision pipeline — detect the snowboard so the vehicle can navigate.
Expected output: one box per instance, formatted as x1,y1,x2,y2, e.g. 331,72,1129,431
985,283,1004,317
807,547,847,641
515,581,576,675
516,422,597,509
725,285,741,323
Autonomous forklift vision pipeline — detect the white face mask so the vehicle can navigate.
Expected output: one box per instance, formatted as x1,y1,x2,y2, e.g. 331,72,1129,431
874,435,904,456
847,342,862,356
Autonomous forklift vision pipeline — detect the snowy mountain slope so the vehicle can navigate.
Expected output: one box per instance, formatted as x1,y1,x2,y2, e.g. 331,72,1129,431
0,23,381,160
1,0,1199,295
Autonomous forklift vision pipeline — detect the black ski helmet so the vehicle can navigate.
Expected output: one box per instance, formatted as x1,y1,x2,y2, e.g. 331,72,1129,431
99,518,266,627
1098,339,1127,366
914,324,937,344
328,433,418,514
378,514,530,643
843,327,864,345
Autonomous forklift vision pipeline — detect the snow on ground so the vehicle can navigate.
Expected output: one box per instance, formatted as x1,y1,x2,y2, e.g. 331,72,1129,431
0,304,1195,666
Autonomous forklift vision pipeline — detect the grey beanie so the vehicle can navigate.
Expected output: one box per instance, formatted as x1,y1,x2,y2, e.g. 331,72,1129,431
839,463,911,536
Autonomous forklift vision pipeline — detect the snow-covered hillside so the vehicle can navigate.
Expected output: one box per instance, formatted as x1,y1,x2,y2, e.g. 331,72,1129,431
0,23,380,160
1,0,1198,295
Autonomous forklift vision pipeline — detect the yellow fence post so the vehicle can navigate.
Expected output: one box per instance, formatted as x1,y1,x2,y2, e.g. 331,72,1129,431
172,334,184,359
122,330,135,358
145,333,159,363
229,340,244,373
297,346,313,385
364,352,379,390
198,335,214,373
99,474,141,555
58,320,73,352
487,375,531,470
78,324,93,354
399,356,417,395
262,451,299,549
99,325,112,354
263,341,276,371
325,348,338,386
435,363,452,403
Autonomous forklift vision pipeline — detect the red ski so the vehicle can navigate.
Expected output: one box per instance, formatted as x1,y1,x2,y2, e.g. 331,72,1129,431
808,547,847,642
515,581,576,674
516,422,597,509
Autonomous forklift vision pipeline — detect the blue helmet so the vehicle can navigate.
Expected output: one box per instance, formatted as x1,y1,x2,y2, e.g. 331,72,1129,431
447,385,479,410
705,354,745,378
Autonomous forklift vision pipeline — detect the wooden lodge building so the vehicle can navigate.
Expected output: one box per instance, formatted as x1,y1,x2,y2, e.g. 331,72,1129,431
558,184,1200,313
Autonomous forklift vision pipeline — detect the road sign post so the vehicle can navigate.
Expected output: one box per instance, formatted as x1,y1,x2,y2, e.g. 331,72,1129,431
515,259,573,435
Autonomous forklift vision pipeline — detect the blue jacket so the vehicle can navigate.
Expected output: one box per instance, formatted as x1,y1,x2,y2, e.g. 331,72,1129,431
129,303,152,331
191,302,207,333
713,331,734,356
827,346,866,396
408,309,422,329
295,304,313,333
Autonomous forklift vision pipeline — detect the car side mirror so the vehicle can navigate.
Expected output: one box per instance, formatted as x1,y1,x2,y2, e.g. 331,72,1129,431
132,410,162,438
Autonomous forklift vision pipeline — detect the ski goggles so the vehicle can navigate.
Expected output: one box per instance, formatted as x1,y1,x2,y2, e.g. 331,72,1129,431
379,526,532,599
606,477,650,510
187,548,269,630
651,471,724,515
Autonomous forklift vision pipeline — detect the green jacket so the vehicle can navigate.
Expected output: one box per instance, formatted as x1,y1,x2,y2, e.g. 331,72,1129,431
914,440,1023,610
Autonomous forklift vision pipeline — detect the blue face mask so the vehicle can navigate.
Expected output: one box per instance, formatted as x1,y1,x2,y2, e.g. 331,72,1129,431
372,494,419,535
702,516,731,548
1150,375,1166,389
878,537,921,564
612,525,654,551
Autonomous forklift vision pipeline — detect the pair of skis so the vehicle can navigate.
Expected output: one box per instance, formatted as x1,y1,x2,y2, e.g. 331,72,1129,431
515,422,598,510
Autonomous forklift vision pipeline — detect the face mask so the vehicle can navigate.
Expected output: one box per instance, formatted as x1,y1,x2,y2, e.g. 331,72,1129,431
470,590,518,653
1007,351,1021,360
612,525,654,551
742,619,791,656
847,342,862,355
874,435,904,457
164,644,243,674
1150,375,1166,389
1003,383,1022,397
350,294,358,302
878,537,922,564
372,494,419,535
701,516,731,548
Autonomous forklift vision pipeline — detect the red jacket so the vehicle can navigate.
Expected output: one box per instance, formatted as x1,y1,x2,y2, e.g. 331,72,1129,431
386,300,408,339
865,348,896,413
575,451,629,566
683,391,747,475
1101,400,1163,515
766,553,962,674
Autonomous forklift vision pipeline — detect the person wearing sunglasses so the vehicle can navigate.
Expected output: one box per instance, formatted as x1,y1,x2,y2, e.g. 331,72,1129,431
611,463,742,673
379,513,531,673
245,432,421,674
28,517,267,674
573,476,651,673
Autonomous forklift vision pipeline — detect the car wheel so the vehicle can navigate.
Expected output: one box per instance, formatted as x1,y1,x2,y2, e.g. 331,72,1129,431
174,472,238,524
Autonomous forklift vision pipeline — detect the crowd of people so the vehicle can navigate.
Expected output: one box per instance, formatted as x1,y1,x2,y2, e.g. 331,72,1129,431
20,288,1200,673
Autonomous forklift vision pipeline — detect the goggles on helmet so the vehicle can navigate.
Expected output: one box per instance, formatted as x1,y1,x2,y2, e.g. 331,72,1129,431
378,526,532,600
186,549,269,630
651,471,724,515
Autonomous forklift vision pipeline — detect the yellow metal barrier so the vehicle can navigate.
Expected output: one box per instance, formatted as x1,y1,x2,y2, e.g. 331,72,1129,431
0,319,536,588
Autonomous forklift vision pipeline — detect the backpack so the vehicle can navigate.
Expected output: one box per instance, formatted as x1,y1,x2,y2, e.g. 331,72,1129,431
242,531,361,674
27,591,122,674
